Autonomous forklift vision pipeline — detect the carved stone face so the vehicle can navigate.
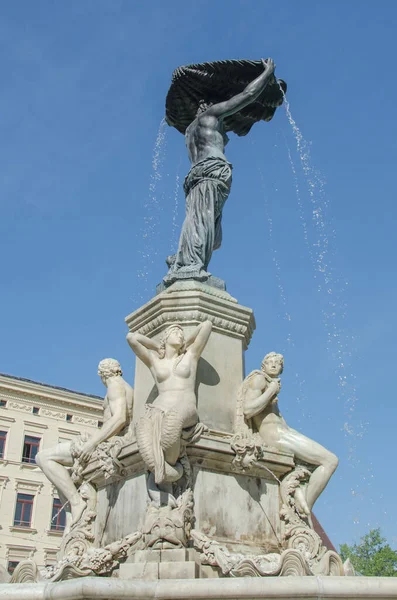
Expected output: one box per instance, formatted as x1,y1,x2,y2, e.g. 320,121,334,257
143,506,186,549
262,354,283,378
166,327,184,350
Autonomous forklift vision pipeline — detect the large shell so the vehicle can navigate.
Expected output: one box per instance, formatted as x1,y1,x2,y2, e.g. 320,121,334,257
165,58,287,136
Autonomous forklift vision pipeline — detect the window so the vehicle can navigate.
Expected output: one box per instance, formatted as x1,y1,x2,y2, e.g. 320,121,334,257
66,414,72,422
32,407,40,415
14,493,34,527
7,561,19,575
50,498,66,531
0,430,7,459
22,435,40,464
0,400,6,408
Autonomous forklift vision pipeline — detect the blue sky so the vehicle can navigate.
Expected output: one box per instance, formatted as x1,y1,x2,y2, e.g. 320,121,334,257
1,1,396,550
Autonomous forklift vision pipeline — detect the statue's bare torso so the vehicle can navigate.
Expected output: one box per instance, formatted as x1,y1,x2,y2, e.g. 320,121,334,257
184,59,275,167
186,114,229,165
150,351,198,428
245,371,286,446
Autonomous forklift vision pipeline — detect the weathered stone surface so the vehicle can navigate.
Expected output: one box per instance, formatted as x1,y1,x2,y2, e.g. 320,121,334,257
2,576,397,598
119,561,159,580
160,548,195,563
129,549,161,564
88,431,293,555
159,560,199,579
193,467,281,552
95,471,147,546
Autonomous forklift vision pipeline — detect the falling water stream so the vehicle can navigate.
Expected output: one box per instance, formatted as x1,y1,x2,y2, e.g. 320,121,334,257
170,160,182,254
281,92,375,527
258,150,311,424
135,118,167,302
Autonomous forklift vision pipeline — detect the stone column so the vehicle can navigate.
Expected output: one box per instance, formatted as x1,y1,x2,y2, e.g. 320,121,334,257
125,281,255,433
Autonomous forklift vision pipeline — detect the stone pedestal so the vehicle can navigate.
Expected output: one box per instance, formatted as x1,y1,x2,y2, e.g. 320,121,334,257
125,281,255,432
85,431,294,556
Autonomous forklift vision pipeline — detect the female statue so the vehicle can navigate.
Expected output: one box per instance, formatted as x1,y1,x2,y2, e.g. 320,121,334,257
126,320,212,492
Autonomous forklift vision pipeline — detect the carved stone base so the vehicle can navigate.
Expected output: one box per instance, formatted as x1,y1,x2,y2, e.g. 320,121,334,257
120,548,200,580
156,274,226,294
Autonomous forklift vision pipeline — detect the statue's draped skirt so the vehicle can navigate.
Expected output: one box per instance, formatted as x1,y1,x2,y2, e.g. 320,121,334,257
164,157,232,283
136,404,207,485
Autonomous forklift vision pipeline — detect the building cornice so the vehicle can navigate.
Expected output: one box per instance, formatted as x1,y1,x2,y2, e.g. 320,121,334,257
0,374,103,413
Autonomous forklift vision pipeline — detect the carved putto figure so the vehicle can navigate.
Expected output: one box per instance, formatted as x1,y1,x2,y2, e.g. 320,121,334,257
126,321,211,500
237,352,338,516
36,359,134,528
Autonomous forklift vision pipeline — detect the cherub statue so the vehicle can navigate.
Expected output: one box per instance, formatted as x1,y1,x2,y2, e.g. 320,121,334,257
237,352,338,516
36,359,134,527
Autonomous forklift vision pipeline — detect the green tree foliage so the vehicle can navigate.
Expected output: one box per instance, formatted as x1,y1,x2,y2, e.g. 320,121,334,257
340,529,397,577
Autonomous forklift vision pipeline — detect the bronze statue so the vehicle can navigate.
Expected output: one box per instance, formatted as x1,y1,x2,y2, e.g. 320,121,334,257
163,58,285,286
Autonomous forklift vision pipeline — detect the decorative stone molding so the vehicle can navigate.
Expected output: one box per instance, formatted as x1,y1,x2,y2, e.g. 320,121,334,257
0,415,16,423
161,280,238,302
0,375,103,413
58,427,80,436
5,544,36,561
9,526,38,534
191,529,342,577
126,286,255,349
7,402,32,413
73,416,97,427
41,409,66,420
0,475,10,489
82,432,294,488
14,478,44,494
23,420,48,430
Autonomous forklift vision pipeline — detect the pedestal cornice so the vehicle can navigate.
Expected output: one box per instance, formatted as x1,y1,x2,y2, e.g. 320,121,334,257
125,282,255,349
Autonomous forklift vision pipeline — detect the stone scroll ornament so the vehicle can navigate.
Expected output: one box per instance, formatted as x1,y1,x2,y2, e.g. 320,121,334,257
162,59,287,286
126,321,211,550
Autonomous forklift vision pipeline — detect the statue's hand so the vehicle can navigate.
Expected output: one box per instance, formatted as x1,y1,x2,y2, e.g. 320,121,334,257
262,58,275,75
79,440,96,463
269,378,281,394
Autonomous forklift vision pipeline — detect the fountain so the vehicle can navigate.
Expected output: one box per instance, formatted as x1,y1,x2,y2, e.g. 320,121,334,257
2,58,396,600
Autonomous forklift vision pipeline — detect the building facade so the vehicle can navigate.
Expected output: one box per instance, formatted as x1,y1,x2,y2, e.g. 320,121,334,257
0,373,103,574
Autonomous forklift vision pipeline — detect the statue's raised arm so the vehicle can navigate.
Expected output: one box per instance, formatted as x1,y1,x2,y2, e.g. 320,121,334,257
126,331,160,369
185,320,212,359
206,59,275,120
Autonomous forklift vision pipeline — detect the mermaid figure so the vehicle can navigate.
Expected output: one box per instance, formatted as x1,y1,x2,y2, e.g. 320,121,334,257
127,320,212,501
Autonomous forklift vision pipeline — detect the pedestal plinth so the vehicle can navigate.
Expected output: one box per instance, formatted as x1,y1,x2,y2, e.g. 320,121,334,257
125,281,255,432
